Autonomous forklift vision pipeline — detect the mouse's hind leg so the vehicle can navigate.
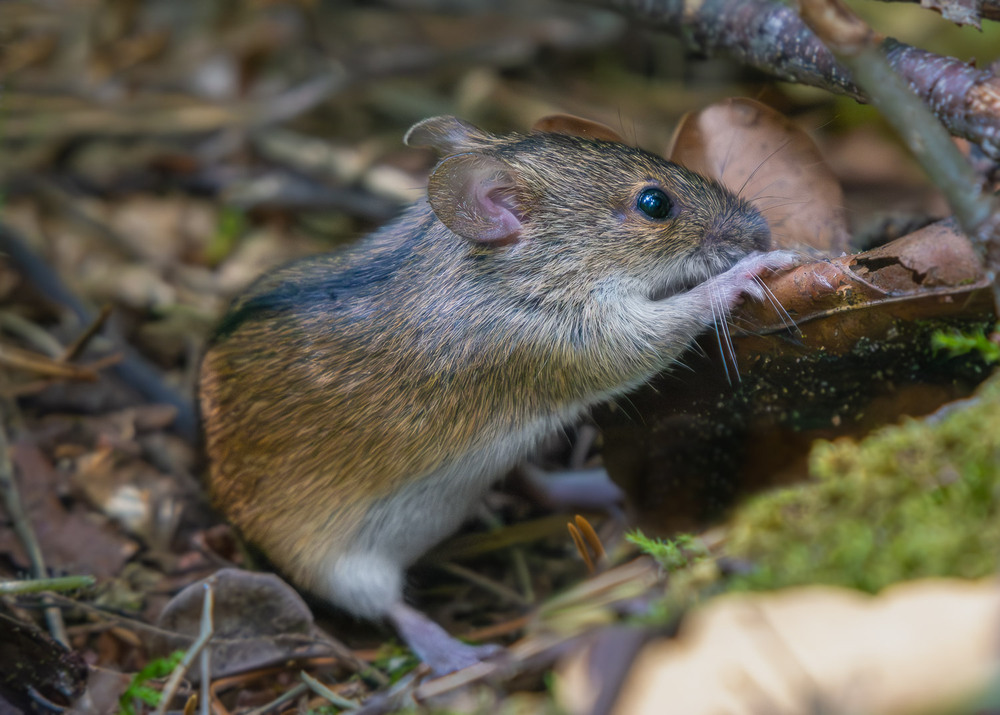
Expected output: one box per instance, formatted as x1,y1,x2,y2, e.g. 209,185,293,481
319,455,520,674
323,549,502,675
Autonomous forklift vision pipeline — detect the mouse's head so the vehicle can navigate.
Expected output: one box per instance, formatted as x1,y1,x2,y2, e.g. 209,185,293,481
405,115,771,300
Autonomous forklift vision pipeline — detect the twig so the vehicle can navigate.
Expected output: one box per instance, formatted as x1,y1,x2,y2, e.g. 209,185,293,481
300,671,359,711
1,350,124,398
0,575,96,594
798,0,1000,308
0,419,68,645
25,176,154,263
242,682,309,715
59,304,113,363
210,662,347,714
871,0,1000,26
475,509,536,603
200,626,211,715
0,344,99,381
153,583,215,715
39,592,207,642
585,0,1000,158
437,562,531,607
224,171,401,222
0,222,198,439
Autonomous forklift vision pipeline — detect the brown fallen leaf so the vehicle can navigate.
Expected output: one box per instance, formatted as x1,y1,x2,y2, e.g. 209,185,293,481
668,97,850,255
733,218,992,354
153,568,335,680
578,579,1000,715
70,445,184,550
1,439,139,579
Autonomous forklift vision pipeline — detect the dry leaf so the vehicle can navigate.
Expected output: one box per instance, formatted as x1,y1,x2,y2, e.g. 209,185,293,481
599,580,1000,715
668,97,850,254
153,568,333,680
2,439,139,578
733,219,992,355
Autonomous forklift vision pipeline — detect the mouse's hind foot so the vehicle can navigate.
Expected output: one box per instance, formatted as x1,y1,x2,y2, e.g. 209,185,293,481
388,602,504,676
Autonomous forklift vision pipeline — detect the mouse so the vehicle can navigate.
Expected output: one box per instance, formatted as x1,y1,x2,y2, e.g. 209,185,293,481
199,114,798,675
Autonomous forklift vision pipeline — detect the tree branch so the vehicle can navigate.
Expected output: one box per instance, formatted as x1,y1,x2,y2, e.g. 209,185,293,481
873,0,1000,27
585,0,1000,158
798,0,1000,308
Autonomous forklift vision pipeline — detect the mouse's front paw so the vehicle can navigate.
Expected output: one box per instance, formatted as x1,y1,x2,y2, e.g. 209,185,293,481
707,250,801,307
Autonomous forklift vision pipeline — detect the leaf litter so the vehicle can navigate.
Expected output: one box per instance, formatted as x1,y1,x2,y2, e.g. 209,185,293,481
0,2,999,714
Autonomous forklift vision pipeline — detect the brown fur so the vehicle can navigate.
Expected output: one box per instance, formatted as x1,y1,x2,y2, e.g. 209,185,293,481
200,117,775,612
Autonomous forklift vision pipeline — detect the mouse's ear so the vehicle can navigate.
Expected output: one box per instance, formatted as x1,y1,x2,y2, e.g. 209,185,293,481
532,114,625,143
404,116,492,155
427,153,523,245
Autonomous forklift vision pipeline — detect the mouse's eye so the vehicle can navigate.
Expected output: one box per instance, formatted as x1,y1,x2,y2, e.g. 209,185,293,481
636,187,673,220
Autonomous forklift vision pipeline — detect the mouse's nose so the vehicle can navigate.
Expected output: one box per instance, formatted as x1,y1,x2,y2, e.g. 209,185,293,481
745,210,772,251
703,207,771,252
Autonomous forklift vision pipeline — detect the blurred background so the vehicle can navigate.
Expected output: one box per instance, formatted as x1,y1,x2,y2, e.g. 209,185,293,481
3,1,998,408
2,2,1000,707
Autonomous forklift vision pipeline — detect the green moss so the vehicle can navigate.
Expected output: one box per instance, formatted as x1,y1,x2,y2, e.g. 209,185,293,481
118,650,185,715
932,325,1000,364
370,641,420,683
725,372,1000,593
626,531,708,572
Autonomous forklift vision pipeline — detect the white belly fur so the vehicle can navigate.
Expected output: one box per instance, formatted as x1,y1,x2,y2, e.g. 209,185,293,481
316,409,578,618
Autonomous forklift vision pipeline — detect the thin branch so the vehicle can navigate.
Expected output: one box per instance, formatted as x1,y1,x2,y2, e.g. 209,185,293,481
798,0,1000,308
0,576,95,594
59,305,113,363
584,0,1000,158
871,0,1000,27
0,418,68,645
153,584,215,715
300,671,359,711
0,222,198,439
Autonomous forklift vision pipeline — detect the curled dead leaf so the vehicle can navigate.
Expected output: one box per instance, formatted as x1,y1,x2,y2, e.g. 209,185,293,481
668,97,850,254
733,219,991,355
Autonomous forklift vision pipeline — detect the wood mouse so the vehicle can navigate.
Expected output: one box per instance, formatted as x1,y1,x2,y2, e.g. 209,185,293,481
199,114,798,674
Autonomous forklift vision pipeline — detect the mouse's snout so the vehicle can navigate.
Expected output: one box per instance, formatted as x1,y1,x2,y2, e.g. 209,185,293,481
746,210,772,252
702,205,771,254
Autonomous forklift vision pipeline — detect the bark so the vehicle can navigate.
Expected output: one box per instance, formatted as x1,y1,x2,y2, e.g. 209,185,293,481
873,0,1000,28
586,0,1000,158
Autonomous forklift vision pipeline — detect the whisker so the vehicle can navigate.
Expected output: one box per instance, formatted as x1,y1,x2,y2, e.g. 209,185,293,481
672,354,697,373
757,199,812,213
716,283,742,384
753,274,801,336
710,285,733,385
747,177,783,203
809,115,839,133
738,138,793,198
719,287,741,382
718,130,739,185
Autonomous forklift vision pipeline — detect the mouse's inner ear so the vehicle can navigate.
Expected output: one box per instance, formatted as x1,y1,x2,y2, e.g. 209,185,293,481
532,114,625,144
405,116,492,155
427,153,524,245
